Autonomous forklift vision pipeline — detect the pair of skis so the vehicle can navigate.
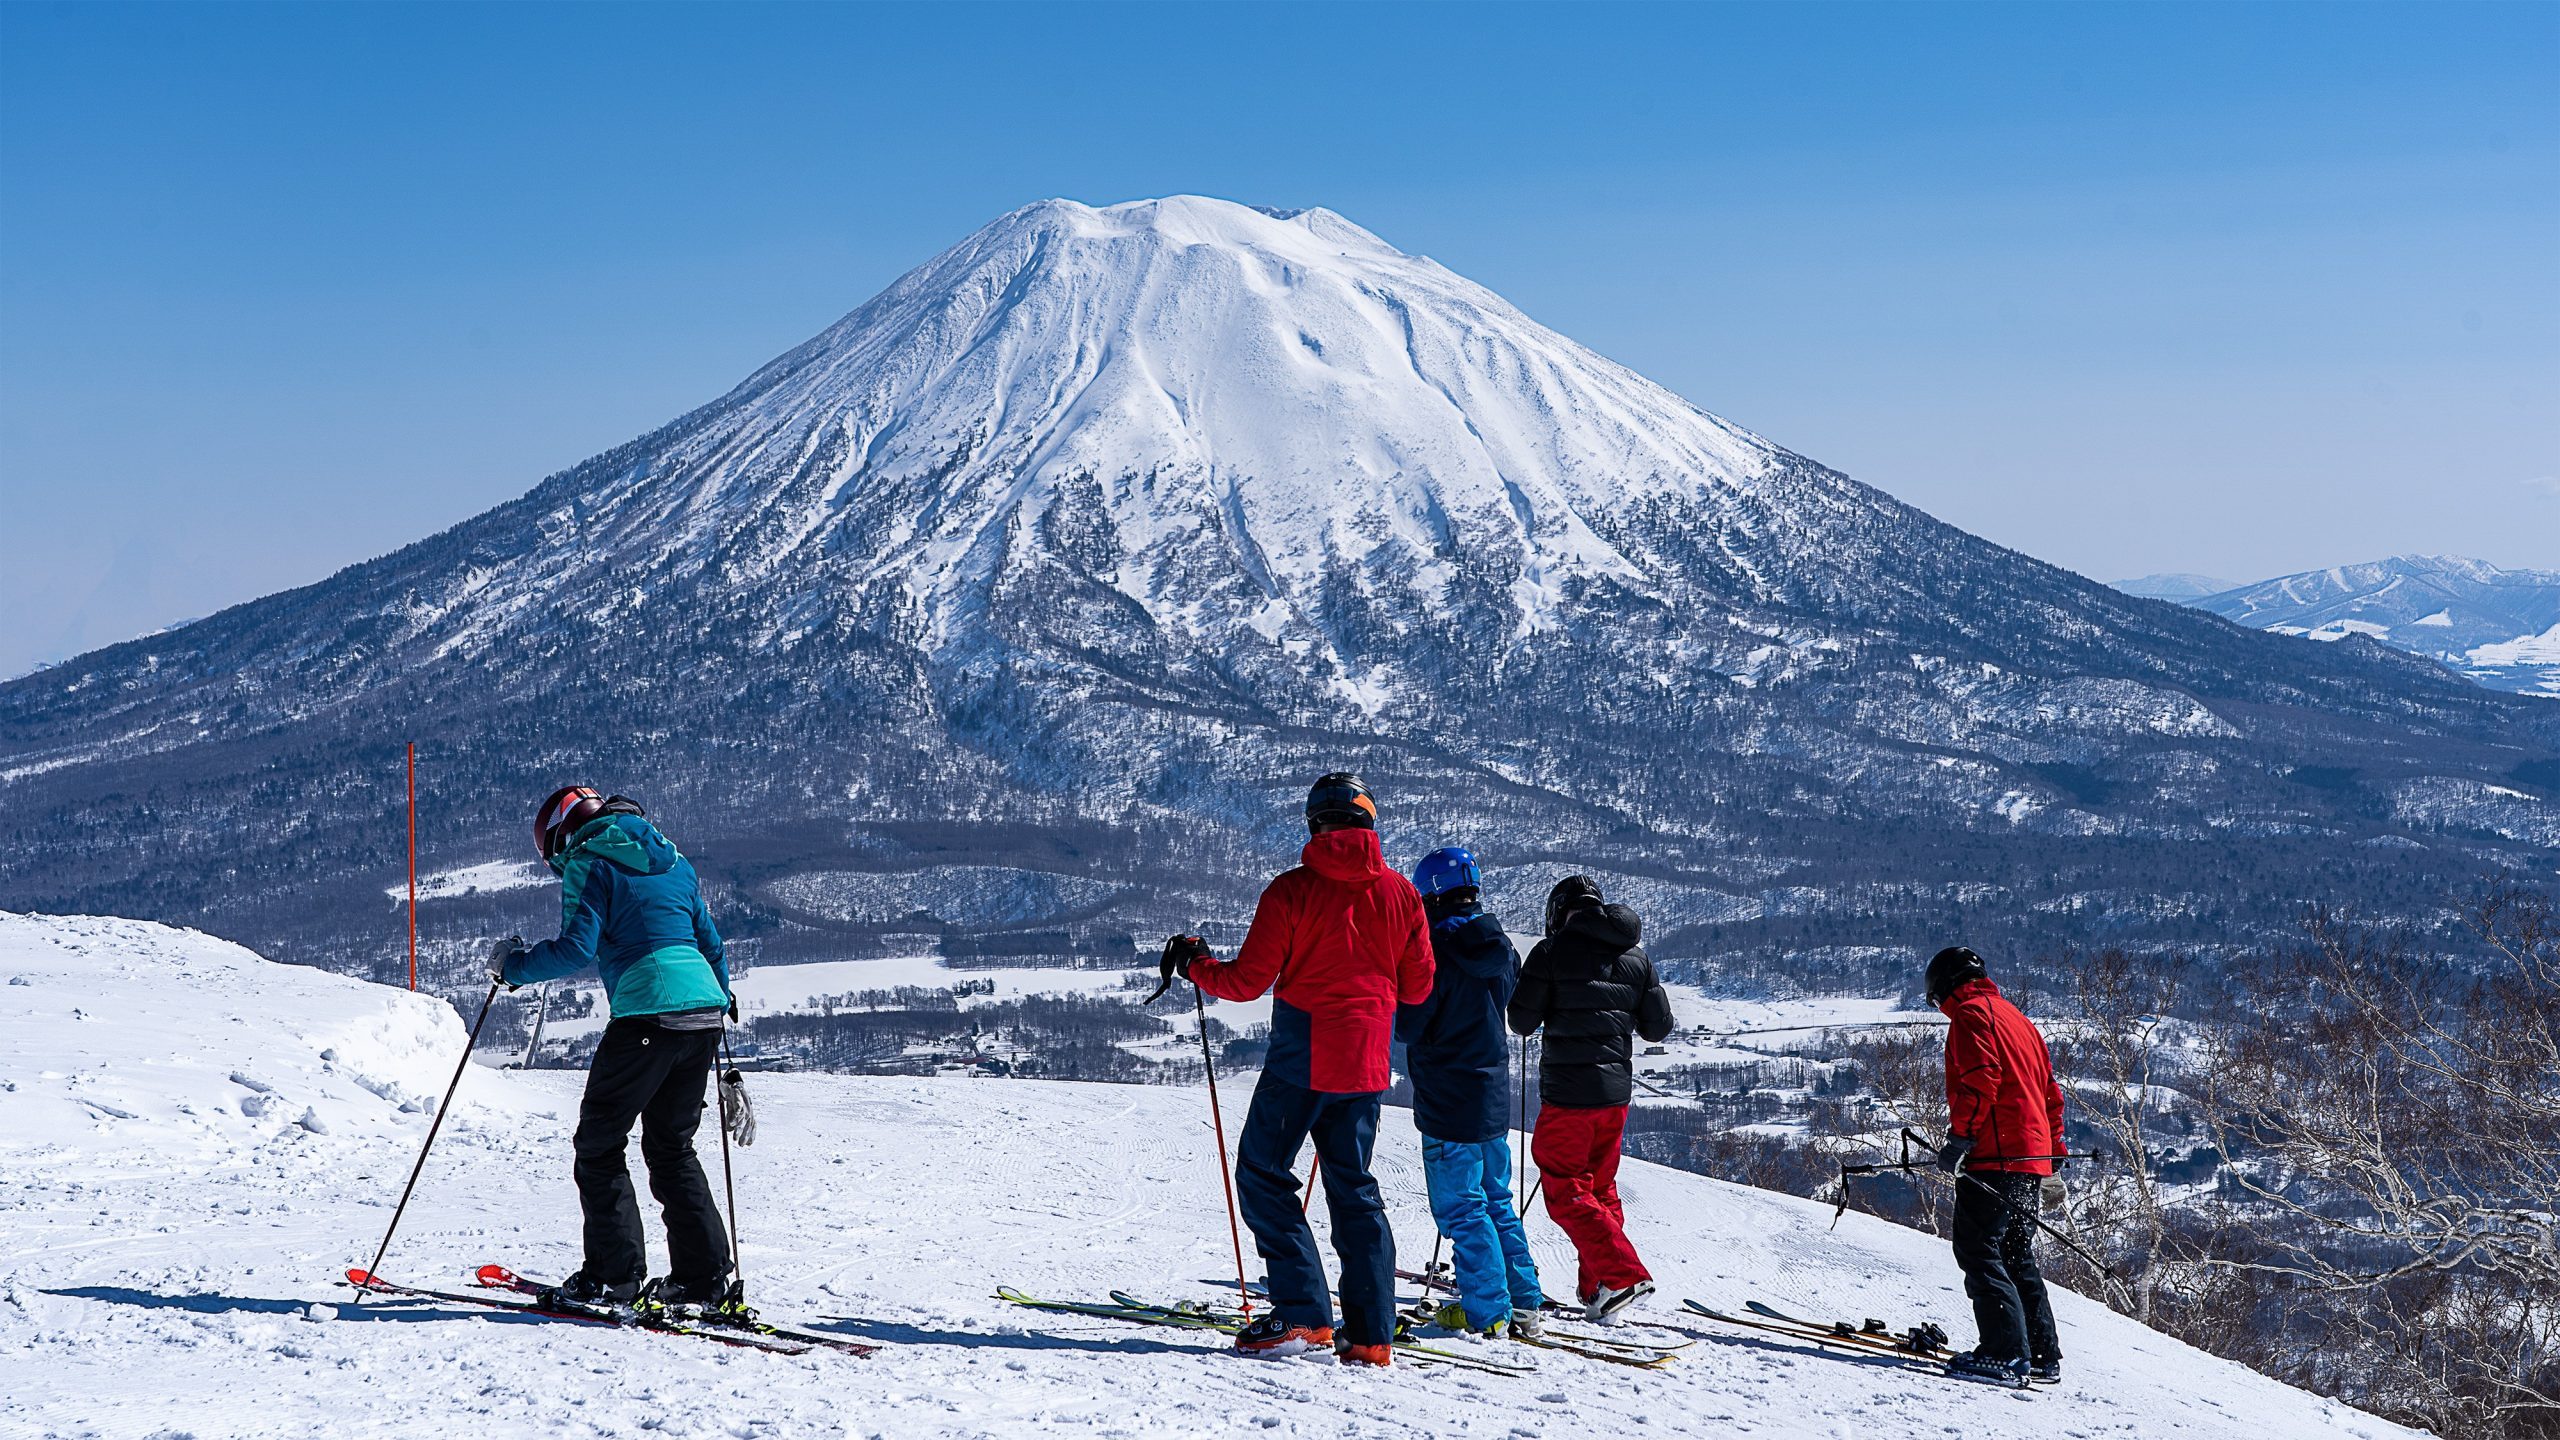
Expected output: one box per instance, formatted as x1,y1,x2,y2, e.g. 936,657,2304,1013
344,1265,876,1357
992,1286,1532,1376
1391,1266,1686,1368
1680,1298,2035,1392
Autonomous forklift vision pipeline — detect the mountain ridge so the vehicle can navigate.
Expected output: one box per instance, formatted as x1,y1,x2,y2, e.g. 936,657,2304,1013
2153,554,2558,699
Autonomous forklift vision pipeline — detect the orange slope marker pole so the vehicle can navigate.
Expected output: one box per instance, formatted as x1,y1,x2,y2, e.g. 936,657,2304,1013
406,742,418,991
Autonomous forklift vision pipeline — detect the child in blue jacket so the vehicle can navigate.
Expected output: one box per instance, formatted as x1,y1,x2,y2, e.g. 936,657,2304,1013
1394,847,1545,1339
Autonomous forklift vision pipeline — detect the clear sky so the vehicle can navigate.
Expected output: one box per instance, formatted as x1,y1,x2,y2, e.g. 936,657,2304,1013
3,1,2553,675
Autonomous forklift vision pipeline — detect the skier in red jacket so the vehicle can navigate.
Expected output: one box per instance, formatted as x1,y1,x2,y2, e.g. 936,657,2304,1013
1928,945,2068,1388
1159,772,1435,1366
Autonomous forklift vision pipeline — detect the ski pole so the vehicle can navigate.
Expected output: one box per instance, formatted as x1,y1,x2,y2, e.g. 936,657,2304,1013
1894,1130,2120,1286
356,978,501,1294
1191,984,1254,1317
1301,1154,1320,1215
716,1025,745,1303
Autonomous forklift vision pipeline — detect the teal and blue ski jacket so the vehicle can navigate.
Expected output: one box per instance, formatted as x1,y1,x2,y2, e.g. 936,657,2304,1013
503,813,732,1018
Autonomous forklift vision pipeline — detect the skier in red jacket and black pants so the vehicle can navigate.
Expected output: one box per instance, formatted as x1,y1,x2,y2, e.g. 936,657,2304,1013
1161,773,1434,1366
1928,945,2068,1388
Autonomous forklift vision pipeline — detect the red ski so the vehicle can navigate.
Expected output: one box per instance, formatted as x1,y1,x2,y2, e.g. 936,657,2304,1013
476,1265,879,1357
343,1268,809,1354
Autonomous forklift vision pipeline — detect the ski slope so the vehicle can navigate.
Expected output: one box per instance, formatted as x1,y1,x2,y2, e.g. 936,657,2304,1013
0,913,2414,1440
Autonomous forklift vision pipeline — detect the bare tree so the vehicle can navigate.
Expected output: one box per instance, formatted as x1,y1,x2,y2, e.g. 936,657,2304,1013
2198,888,2560,1436
2049,948,2193,1324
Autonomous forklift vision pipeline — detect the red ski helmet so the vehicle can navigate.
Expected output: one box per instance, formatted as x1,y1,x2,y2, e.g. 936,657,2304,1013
534,785,605,861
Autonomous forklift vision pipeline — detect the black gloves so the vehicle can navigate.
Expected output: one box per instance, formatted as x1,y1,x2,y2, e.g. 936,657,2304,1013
727,995,741,1023
487,935,528,988
1159,933,1211,987
1934,1135,1975,1174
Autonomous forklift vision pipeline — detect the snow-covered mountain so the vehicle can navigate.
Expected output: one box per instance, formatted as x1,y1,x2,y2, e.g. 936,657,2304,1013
2178,556,2560,698
2110,572,2240,603
1,197,2553,981
0,910,2420,1439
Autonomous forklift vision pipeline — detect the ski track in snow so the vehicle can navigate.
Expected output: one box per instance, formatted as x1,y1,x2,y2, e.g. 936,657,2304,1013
0,912,2413,1440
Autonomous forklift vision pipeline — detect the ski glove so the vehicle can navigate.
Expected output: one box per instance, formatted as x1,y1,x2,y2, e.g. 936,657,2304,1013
719,1067,755,1147
487,935,528,988
1159,933,1211,986
2040,1174,2067,1211
1934,1135,1975,1174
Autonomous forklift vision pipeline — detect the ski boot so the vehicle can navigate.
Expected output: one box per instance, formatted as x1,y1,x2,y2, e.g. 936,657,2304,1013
1335,1338,1393,1368
636,1275,746,1325
541,1272,640,1310
1234,1313,1332,1358
1946,1350,2032,1388
1585,1279,1655,1325
2030,1355,2063,1386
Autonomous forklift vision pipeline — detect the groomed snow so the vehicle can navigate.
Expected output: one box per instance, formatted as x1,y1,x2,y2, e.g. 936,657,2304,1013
2469,622,2560,667
1,912,2414,1440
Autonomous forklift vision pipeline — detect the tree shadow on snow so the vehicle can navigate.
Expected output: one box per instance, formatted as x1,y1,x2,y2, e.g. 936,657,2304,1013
48,1286,560,1326
814,1315,1208,1357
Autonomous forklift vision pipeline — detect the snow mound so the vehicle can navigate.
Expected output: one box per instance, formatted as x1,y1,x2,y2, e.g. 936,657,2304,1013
0,912,464,1148
1,913,2414,1439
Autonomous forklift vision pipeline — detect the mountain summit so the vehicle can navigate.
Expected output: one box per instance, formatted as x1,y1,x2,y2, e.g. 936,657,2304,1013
2,197,2553,975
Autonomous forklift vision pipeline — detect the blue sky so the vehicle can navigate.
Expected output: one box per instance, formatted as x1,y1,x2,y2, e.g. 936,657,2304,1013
2,1,2553,674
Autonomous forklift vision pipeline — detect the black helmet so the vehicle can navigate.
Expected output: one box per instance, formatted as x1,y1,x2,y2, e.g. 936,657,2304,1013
1544,875,1604,938
1304,772,1377,831
535,785,605,861
1925,946,1988,1006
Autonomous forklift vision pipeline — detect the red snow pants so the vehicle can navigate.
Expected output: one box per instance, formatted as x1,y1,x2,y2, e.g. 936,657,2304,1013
1530,1102,1650,1297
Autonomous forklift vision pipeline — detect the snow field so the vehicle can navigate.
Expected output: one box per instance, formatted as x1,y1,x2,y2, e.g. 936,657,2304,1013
0,912,2415,1439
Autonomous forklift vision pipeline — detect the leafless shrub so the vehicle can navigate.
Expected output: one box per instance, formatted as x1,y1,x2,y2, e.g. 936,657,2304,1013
2189,888,2560,1436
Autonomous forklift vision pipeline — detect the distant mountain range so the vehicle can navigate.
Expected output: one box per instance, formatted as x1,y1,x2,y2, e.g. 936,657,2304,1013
5,197,2554,992
2114,556,2560,699
2111,573,2241,603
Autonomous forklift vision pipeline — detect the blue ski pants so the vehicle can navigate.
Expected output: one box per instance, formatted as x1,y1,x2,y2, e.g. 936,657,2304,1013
1234,1072,1395,1346
1421,1136,1543,1330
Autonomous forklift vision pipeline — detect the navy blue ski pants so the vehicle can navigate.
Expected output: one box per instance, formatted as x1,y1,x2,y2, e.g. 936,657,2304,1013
1234,1072,1395,1346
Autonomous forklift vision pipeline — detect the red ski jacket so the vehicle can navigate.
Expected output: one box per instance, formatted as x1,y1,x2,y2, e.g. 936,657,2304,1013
1190,828,1434,1094
1939,978,2067,1175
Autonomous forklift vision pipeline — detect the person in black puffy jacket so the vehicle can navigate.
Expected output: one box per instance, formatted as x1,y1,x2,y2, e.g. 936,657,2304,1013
1507,875,1674,1322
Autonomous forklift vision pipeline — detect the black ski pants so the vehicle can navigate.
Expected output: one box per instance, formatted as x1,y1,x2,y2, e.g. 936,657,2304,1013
1951,1170,2060,1366
574,1018,729,1291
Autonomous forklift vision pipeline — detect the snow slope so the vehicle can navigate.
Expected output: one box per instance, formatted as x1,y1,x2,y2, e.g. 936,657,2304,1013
0,914,2419,1440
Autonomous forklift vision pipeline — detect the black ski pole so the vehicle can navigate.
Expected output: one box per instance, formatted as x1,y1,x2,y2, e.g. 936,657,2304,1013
1514,1032,1529,1230
355,978,501,1294
1192,982,1254,1318
716,1025,745,1304
1897,1129,2119,1284
1143,934,1253,1315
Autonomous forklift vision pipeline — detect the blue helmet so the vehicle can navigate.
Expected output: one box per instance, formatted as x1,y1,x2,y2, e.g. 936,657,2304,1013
1413,846,1482,899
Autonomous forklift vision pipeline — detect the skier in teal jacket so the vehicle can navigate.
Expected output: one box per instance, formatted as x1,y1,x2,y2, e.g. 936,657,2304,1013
492,788,737,1310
